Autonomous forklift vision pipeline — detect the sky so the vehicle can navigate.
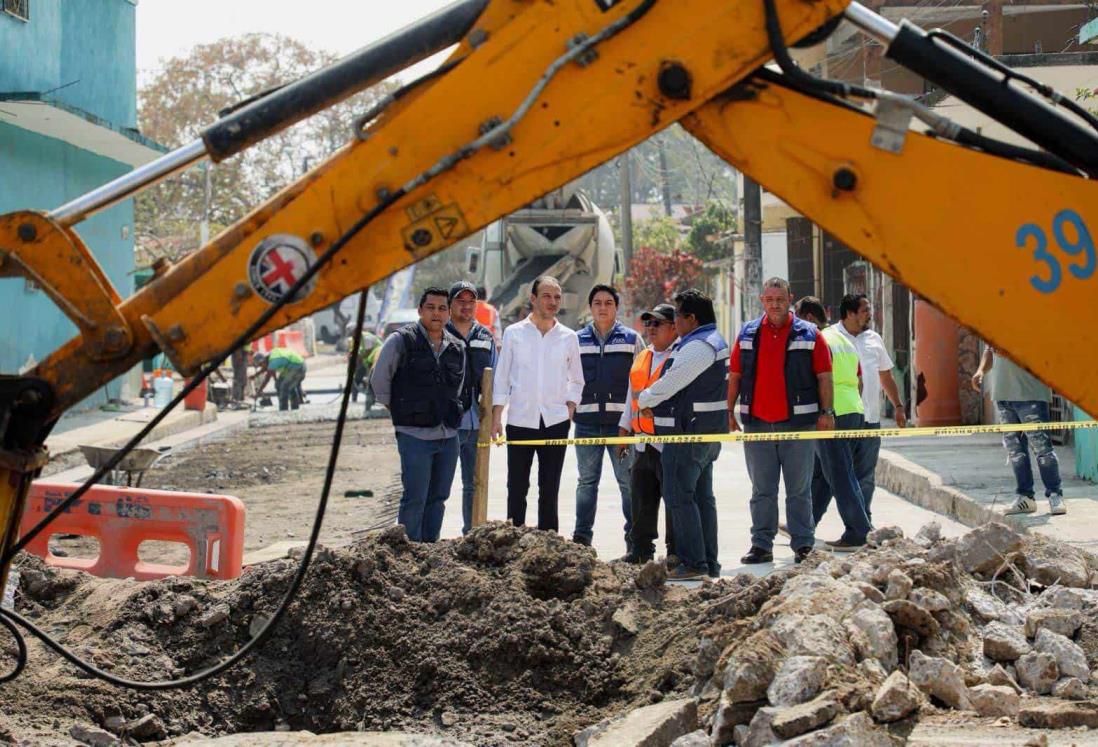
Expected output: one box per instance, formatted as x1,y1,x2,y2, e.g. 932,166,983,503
135,0,454,83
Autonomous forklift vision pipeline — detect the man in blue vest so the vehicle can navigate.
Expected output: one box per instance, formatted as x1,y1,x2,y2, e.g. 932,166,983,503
727,277,834,565
573,284,645,549
371,287,465,542
446,280,497,534
638,289,730,581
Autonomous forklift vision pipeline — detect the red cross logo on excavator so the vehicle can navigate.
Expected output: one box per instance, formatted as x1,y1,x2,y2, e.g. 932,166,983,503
260,248,302,291
247,235,318,304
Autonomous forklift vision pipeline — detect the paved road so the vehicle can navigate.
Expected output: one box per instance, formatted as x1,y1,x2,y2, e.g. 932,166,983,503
439,438,967,577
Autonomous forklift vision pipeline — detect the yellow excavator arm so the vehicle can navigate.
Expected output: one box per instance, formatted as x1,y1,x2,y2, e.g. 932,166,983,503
1,0,1096,590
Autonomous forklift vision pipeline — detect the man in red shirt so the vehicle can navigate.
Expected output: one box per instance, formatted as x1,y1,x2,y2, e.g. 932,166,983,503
727,277,834,565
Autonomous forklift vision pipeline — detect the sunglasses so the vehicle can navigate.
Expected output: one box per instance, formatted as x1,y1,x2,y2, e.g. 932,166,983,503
643,318,671,328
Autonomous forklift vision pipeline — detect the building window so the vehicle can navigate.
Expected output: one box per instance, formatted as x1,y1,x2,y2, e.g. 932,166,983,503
3,0,28,22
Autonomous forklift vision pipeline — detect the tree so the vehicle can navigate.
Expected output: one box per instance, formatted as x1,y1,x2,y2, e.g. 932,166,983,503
136,34,397,265
624,246,704,312
688,201,736,262
633,215,682,253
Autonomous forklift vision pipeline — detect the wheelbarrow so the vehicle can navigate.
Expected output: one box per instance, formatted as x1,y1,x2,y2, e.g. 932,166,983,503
78,445,170,487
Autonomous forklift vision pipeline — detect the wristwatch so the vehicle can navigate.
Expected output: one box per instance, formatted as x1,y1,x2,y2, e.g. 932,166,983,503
820,408,836,417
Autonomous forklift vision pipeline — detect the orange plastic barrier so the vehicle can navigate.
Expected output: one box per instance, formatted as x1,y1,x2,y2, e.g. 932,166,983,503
20,482,245,581
251,329,311,358
913,299,962,427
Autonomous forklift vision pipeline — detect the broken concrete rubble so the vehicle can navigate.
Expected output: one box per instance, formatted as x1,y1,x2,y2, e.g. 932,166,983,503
907,650,973,710
1015,651,1060,694
869,670,922,722
954,522,1023,575
1033,628,1090,680
968,684,1020,717
1024,608,1083,639
766,656,828,707
982,621,1031,662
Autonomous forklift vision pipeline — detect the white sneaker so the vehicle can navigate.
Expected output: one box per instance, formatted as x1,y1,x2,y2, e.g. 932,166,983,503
1004,495,1037,515
1048,493,1067,516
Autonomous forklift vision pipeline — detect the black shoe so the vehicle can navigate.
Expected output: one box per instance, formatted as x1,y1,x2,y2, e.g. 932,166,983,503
617,552,652,565
572,535,592,547
824,538,865,553
740,546,773,564
794,546,813,564
708,565,722,579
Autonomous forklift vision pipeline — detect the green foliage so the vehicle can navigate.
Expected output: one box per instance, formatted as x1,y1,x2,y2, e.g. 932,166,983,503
136,34,396,265
633,216,682,253
687,201,736,262
624,246,704,312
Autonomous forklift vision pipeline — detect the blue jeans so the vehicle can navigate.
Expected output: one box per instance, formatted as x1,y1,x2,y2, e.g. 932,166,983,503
811,413,872,545
744,420,816,552
852,422,881,523
663,442,721,575
573,422,633,546
997,401,1062,497
395,433,459,542
458,428,478,534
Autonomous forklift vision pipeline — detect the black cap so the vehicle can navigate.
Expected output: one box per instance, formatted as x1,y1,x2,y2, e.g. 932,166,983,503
641,303,676,323
449,280,477,302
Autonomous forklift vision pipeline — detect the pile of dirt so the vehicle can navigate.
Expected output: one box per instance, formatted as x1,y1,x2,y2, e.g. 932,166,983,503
0,523,781,746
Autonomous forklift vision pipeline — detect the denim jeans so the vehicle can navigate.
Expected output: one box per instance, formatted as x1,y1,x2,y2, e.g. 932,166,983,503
662,442,721,575
573,422,633,546
458,428,478,534
852,422,881,523
811,412,872,545
997,400,1062,497
744,420,816,552
395,433,459,542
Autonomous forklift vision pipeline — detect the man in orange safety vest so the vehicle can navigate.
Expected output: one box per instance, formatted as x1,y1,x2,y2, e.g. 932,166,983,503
617,302,680,564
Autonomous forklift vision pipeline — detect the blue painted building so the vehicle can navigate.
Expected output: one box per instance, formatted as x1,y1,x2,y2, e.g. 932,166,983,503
0,0,161,400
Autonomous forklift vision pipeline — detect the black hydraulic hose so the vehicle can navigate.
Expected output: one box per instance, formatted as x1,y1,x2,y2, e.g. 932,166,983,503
885,21,1098,177
0,290,370,690
202,0,489,161
0,610,27,684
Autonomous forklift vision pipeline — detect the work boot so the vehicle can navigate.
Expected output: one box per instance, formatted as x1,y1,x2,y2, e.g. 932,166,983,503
667,565,705,581
794,546,813,564
824,538,864,553
572,535,592,547
740,546,773,565
1048,493,1067,516
1004,495,1037,516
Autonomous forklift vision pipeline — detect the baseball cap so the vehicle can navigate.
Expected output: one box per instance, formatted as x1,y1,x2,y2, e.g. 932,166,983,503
449,280,478,302
641,303,676,323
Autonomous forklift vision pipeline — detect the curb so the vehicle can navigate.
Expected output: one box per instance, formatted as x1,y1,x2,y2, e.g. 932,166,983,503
876,448,1005,529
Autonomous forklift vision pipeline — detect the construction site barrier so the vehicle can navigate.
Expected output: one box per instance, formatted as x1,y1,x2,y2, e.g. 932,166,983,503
20,482,245,581
484,419,1098,447
251,329,311,358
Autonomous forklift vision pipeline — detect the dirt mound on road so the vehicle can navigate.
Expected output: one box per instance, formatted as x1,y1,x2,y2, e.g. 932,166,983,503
1,523,776,745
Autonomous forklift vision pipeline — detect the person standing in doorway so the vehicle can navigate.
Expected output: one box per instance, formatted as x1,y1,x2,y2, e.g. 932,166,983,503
618,303,679,564
371,288,465,542
795,297,871,552
728,277,833,565
573,284,645,549
492,276,584,532
446,280,497,534
834,293,907,523
973,346,1066,516
639,289,729,580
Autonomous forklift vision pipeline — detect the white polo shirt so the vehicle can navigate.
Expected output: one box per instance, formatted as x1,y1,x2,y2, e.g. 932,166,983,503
836,324,894,424
492,316,585,429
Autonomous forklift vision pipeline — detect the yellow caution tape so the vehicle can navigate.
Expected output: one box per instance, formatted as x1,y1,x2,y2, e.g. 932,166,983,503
480,419,1098,447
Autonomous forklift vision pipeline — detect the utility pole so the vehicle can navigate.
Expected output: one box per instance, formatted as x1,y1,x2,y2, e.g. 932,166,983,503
200,162,211,246
657,136,673,217
619,150,634,269
743,175,763,318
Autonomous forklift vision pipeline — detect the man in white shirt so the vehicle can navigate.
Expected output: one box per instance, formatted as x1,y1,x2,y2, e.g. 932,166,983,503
492,276,585,532
834,294,907,521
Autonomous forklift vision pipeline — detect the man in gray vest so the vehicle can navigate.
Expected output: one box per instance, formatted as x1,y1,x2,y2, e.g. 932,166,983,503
371,288,465,541
973,347,1066,516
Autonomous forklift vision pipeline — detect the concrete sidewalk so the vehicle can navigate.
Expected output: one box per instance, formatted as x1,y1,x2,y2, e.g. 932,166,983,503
440,439,968,577
875,424,1097,548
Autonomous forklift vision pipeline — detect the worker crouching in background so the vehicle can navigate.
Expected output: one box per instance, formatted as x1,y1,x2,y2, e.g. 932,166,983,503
252,348,308,411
